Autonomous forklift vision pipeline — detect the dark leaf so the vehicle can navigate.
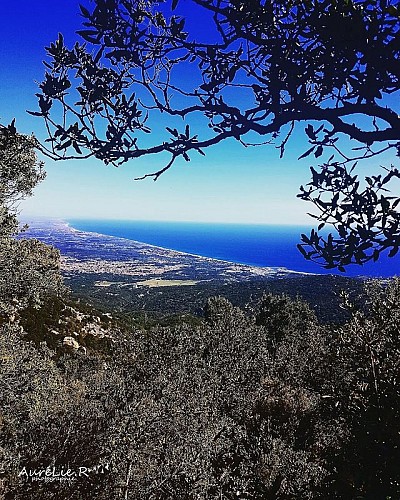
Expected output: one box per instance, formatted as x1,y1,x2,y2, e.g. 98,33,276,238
72,142,82,154
76,30,100,43
166,127,179,138
297,244,310,260
298,147,315,160
314,145,323,158
79,4,91,18
300,234,310,244
305,124,316,141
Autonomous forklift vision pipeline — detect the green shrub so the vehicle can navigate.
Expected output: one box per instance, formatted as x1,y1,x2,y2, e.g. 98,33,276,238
1,285,399,498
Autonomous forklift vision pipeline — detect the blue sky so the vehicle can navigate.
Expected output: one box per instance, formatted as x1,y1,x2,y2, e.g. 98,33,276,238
0,0,396,225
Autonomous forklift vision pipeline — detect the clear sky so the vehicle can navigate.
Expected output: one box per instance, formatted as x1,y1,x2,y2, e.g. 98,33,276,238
0,1,396,225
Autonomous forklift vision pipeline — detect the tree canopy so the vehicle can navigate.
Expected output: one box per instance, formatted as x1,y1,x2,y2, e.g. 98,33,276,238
0,122,45,237
0,122,63,317
33,0,400,270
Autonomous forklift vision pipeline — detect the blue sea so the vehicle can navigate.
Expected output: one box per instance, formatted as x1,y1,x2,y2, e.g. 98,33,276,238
68,219,400,278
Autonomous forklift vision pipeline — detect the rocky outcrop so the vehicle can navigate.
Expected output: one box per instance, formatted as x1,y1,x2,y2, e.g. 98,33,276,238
62,336,80,350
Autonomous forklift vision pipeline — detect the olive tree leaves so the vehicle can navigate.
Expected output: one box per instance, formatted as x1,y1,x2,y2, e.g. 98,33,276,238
298,162,400,270
0,122,46,236
32,0,400,270
0,122,64,316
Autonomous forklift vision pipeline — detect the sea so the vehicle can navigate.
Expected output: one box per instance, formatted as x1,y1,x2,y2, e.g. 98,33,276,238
68,219,400,278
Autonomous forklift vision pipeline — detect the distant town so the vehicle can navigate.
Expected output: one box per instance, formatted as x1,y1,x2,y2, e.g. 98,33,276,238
23,218,304,286
21,218,357,323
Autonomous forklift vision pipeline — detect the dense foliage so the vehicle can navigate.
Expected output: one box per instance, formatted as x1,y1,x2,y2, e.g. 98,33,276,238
66,272,363,325
0,122,45,237
1,3,399,498
0,237,63,318
34,0,400,269
0,123,63,318
1,281,399,498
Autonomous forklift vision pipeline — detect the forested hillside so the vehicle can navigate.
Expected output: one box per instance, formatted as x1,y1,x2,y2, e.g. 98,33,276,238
1,279,400,498
0,113,399,500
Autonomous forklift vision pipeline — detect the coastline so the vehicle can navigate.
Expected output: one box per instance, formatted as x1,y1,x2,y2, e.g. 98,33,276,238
25,217,398,279
65,218,317,275
21,217,316,282
64,218,400,279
